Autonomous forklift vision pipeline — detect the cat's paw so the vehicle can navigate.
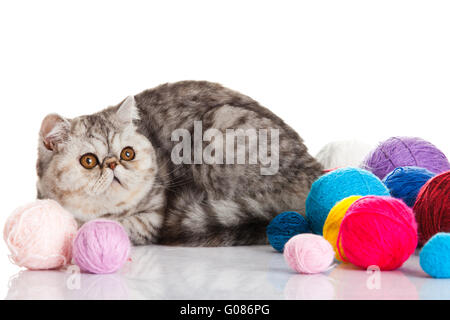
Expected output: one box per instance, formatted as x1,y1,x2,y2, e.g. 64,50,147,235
118,215,155,246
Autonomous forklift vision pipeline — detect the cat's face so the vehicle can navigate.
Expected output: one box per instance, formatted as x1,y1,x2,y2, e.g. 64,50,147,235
37,97,157,222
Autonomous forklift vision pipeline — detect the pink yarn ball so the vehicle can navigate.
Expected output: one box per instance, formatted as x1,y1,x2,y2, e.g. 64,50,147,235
338,196,418,271
3,199,78,270
73,219,130,274
283,234,335,274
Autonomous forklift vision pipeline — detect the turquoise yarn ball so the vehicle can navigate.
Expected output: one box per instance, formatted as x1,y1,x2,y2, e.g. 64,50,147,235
305,167,390,234
383,166,436,207
420,233,450,279
266,211,311,252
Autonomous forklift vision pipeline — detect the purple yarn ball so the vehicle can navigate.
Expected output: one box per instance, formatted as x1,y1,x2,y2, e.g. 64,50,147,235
363,137,450,180
73,220,130,274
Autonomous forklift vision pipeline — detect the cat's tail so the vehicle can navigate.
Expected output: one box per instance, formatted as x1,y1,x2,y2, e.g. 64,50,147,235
158,220,269,247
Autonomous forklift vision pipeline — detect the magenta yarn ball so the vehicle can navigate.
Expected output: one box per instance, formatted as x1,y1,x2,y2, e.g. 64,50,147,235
363,136,450,180
283,234,335,274
338,196,418,271
73,220,131,274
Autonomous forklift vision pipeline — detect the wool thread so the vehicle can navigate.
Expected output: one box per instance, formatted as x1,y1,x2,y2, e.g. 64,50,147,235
315,140,373,170
419,233,450,279
413,171,450,246
266,211,311,252
305,167,390,234
383,166,436,207
3,200,78,270
323,195,362,261
337,196,418,271
283,234,335,274
73,219,131,274
363,136,450,180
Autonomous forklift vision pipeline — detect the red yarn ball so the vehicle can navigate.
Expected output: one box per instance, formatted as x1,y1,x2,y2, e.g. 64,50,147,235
413,171,450,246
338,196,418,271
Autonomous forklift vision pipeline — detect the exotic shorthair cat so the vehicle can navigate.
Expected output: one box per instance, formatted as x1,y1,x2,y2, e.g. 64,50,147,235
37,81,323,246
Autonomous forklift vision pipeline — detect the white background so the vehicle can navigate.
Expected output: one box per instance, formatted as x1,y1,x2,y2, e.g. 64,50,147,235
0,1,449,298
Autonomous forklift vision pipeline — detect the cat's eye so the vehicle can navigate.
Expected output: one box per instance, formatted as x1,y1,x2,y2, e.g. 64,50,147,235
80,153,99,169
121,147,135,161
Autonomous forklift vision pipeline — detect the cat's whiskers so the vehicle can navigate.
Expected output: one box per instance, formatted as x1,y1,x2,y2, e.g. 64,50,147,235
157,164,186,179
151,175,194,192
90,170,114,195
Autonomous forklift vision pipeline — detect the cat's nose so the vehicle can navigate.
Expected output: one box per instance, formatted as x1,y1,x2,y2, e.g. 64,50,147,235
104,157,119,170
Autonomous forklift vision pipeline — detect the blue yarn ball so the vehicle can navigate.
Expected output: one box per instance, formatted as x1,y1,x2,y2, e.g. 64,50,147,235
266,211,311,252
305,167,390,235
383,166,436,207
420,233,450,279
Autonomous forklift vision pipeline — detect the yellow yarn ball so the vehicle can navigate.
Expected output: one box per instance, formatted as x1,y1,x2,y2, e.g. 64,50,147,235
323,195,362,261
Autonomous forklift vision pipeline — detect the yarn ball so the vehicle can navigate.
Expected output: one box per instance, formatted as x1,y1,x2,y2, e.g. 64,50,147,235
315,140,373,170
305,167,390,234
383,166,436,207
73,219,131,274
338,196,418,270
283,234,335,274
363,136,450,180
419,233,450,279
3,199,78,270
414,170,450,246
266,211,311,252
323,195,362,261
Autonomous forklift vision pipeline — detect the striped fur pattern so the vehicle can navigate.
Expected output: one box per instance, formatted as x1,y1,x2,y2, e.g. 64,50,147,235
37,81,323,246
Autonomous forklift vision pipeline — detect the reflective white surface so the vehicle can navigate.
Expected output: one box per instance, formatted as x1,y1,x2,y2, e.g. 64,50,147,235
4,245,450,300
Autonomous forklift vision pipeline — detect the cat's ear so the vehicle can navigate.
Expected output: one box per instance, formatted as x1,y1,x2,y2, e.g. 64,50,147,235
116,96,140,126
39,114,71,151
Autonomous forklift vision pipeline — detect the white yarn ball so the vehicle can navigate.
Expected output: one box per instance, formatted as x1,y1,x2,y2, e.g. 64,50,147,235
315,140,373,170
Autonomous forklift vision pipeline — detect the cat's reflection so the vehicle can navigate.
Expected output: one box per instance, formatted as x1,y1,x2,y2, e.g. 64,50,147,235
123,245,281,299
9,246,405,300
7,246,282,300
6,248,434,300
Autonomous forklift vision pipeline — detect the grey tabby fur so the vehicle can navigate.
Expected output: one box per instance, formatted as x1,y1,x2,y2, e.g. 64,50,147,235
37,81,323,246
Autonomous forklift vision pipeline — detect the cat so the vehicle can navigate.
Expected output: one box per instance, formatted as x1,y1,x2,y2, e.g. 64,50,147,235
37,81,323,246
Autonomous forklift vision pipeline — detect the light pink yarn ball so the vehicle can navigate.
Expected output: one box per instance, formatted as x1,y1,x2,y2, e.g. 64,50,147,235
283,234,335,274
3,199,78,270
